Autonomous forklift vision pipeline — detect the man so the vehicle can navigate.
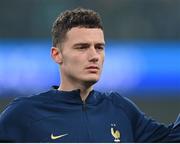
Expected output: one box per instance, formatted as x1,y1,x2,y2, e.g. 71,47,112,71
0,7,179,142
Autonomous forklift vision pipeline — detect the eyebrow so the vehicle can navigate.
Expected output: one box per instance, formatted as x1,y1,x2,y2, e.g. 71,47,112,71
73,42,105,47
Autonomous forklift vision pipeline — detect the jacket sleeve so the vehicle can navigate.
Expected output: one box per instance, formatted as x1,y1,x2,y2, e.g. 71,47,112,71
130,100,180,142
0,98,30,142
113,92,180,142
161,114,180,142
133,110,180,142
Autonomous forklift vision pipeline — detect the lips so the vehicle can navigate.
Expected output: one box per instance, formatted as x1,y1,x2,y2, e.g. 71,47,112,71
85,66,100,73
86,66,99,70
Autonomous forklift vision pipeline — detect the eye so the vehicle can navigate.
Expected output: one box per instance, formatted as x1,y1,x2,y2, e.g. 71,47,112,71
74,44,89,50
77,46,88,49
96,46,104,51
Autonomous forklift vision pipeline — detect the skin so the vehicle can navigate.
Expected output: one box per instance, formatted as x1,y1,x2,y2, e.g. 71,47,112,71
51,27,105,101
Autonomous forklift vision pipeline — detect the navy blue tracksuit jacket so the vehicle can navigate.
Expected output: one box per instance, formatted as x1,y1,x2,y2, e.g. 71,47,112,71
0,88,179,142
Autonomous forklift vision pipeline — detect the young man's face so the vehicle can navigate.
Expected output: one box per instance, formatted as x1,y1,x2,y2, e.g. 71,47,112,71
59,27,105,86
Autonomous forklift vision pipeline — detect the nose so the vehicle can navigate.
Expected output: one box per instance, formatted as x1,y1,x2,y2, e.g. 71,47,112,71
88,46,99,63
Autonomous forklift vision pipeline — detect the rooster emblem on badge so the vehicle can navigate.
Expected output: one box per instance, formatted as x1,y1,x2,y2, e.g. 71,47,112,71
111,124,120,142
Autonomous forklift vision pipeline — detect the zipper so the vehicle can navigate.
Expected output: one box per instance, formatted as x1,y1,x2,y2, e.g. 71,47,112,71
82,100,86,111
81,100,92,142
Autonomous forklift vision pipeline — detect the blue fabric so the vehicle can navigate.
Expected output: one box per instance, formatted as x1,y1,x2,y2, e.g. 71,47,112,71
0,88,179,142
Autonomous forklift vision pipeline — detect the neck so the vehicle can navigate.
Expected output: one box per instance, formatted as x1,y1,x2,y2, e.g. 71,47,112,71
58,80,94,102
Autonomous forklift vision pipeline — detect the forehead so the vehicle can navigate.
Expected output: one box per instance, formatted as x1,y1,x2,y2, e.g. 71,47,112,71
64,27,105,44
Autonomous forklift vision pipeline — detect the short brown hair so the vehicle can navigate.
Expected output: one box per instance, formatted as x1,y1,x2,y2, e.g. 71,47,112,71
51,7,103,47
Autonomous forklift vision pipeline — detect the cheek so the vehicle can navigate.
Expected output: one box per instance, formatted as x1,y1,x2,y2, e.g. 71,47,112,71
64,54,84,68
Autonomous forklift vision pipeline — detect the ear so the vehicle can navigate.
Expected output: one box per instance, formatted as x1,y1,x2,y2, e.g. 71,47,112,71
51,47,63,64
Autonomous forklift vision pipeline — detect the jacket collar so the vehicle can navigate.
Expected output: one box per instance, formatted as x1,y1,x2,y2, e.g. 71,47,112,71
50,86,100,105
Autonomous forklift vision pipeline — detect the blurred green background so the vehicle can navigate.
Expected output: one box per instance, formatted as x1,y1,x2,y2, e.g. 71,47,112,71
1,0,180,39
0,0,180,124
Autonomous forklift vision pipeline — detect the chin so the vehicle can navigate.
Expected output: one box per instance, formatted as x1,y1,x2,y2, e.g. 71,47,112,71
81,73,101,85
83,77,99,85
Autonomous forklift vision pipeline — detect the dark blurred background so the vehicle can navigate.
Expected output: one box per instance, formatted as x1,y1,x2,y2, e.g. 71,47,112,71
0,0,179,124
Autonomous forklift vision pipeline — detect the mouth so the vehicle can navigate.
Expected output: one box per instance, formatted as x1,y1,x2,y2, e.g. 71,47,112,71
86,66,99,70
85,66,100,73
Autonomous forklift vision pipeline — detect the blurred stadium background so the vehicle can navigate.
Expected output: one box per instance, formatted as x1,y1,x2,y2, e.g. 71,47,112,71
0,0,179,124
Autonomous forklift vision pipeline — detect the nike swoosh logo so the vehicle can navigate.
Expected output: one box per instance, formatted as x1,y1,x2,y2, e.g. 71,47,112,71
51,133,68,140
